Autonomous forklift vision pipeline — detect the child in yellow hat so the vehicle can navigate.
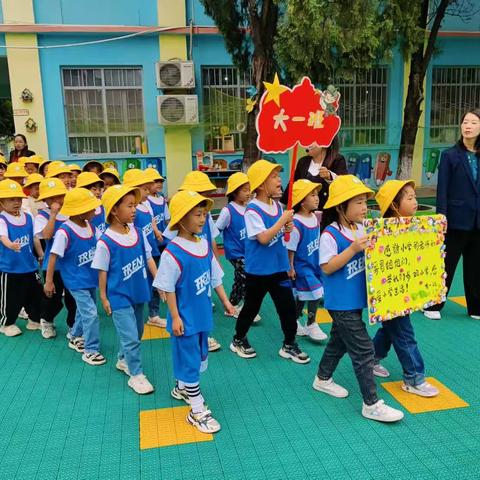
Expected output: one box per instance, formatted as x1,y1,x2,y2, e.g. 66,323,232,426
286,179,327,341
46,162,73,189
35,178,77,339
0,179,44,336
76,172,107,234
19,155,42,175
22,173,46,217
230,160,310,364
215,172,260,321
313,175,404,423
44,188,106,365
68,164,81,188
91,185,158,394
0,156,7,180
4,163,28,185
153,190,235,434
371,179,439,398
99,167,121,188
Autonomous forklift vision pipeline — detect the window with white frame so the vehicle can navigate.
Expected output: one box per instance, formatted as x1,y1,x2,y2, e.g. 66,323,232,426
335,67,388,147
430,66,480,144
62,68,145,154
202,66,251,151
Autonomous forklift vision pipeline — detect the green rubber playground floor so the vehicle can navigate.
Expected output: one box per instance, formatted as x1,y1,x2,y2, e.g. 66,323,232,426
0,258,479,480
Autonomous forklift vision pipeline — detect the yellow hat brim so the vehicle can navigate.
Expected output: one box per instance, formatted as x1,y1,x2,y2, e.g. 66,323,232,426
38,188,67,201
178,179,216,192
324,183,374,209
100,169,120,181
291,182,322,207
60,196,101,216
248,163,282,192
103,185,141,221
168,195,214,230
24,174,44,188
375,180,415,216
226,174,249,195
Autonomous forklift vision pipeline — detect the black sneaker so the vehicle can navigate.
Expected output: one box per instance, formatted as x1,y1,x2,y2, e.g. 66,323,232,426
279,342,310,364
229,337,257,359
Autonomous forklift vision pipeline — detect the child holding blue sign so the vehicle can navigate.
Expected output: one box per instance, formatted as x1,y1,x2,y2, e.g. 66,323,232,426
372,180,439,397
313,175,404,423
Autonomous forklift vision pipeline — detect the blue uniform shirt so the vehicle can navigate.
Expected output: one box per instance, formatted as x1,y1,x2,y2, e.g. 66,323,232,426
222,203,246,260
37,209,65,271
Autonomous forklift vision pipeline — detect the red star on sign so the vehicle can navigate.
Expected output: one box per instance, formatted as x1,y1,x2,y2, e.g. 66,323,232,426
256,77,341,154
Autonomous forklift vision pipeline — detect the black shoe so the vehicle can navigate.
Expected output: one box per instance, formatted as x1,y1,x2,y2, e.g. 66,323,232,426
229,337,257,359
279,342,310,364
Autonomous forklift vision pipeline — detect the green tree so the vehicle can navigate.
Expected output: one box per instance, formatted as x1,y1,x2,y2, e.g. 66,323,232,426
0,99,14,139
199,0,281,166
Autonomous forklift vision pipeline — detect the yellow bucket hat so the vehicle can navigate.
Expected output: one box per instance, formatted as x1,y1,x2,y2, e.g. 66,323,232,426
46,161,72,178
24,173,44,188
375,179,416,216
102,184,141,221
99,167,121,183
20,155,43,165
69,163,82,173
38,177,68,201
4,163,28,179
76,172,104,189
291,179,322,207
60,188,101,216
178,171,216,192
82,160,104,172
324,175,374,209
144,167,164,182
123,168,157,187
247,159,282,192
0,179,26,199
168,190,213,230
226,172,249,195
0,156,7,166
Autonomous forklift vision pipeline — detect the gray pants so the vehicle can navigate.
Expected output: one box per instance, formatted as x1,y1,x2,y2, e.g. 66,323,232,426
317,310,378,406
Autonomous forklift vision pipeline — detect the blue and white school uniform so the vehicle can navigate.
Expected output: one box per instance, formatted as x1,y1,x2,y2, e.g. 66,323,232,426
320,222,367,310
153,237,223,383
148,194,170,249
135,201,160,258
286,213,322,301
0,211,42,326
90,205,107,235
216,202,246,261
51,220,100,353
92,226,152,376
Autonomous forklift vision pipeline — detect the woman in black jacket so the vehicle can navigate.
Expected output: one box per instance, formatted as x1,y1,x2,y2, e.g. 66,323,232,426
9,133,35,163
281,136,348,211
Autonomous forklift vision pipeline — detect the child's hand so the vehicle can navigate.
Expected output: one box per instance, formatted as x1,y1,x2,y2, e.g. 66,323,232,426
9,240,21,252
319,166,331,179
172,315,184,336
50,202,62,214
280,209,294,226
284,221,293,233
155,231,163,242
288,266,296,280
223,300,236,317
350,236,369,253
101,297,112,316
43,280,56,298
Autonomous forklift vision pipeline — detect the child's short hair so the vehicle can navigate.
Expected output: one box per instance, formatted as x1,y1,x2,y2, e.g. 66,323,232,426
321,201,348,231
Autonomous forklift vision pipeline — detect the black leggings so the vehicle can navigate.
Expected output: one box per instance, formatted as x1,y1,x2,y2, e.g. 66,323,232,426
234,271,297,345
40,271,77,327
296,299,320,325
229,258,246,306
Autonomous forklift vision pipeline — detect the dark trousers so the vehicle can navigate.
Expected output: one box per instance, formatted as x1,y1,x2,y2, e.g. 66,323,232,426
296,299,320,325
373,315,425,386
40,271,77,327
427,229,480,315
317,310,378,406
234,271,297,345
229,258,247,306
0,271,43,326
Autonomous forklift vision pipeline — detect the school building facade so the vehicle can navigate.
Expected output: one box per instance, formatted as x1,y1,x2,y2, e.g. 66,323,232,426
0,0,479,193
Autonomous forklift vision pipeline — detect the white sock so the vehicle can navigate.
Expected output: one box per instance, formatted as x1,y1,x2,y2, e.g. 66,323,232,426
177,380,185,390
185,382,205,414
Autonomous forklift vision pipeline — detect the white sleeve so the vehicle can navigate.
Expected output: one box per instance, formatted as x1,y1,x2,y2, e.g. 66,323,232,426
208,214,220,239
94,227,102,240
91,240,110,271
142,231,153,260
164,202,170,221
286,226,300,251
152,250,181,292
319,231,339,264
50,230,69,258
245,209,266,239
211,255,224,288
163,224,177,240
215,207,231,232
145,202,154,216
0,218,8,237
34,214,48,238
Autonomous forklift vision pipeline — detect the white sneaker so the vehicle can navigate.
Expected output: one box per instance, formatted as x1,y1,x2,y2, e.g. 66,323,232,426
40,319,56,339
18,308,29,320
128,374,154,395
373,363,390,378
296,321,307,336
423,311,441,320
312,376,349,398
171,386,190,404
26,320,41,331
116,359,130,376
305,323,327,341
208,337,221,352
402,381,439,398
470,315,480,320
187,408,221,434
82,352,107,366
253,313,261,323
229,305,261,323
0,324,22,337
147,316,167,328
362,400,404,422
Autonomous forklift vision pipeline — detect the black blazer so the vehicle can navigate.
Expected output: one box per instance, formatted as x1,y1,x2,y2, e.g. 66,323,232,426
9,149,35,163
436,144,480,231
281,154,348,210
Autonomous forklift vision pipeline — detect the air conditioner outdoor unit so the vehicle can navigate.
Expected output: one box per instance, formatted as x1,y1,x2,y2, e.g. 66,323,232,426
157,95,199,125
156,61,195,89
